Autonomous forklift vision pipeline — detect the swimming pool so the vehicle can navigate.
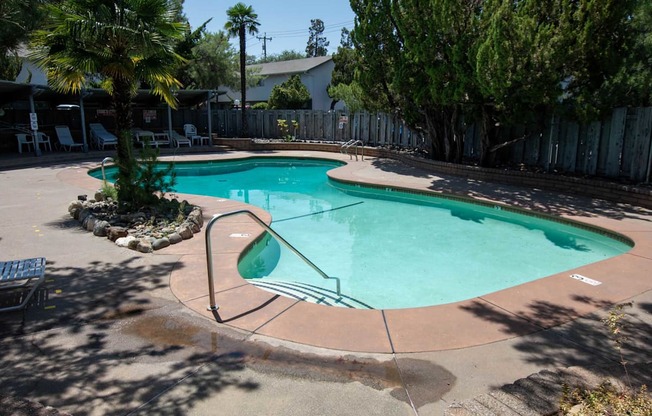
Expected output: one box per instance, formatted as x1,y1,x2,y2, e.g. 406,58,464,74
94,157,632,309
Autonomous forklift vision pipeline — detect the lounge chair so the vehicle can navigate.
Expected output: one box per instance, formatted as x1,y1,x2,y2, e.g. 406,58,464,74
170,130,192,148
54,126,84,151
89,123,118,150
15,133,34,154
0,257,46,312
183,124,210,146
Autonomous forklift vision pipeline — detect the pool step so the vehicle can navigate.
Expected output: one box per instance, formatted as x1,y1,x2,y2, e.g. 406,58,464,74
250,280,374,309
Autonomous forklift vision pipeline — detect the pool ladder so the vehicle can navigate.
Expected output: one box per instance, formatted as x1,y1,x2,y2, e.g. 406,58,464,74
340,140,364,161
204,209,341,311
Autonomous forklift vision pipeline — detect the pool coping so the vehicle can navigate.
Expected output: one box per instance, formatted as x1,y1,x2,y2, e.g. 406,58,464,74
58,150,652,353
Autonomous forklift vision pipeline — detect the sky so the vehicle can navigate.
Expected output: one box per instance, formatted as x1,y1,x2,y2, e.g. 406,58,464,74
182,0,356,59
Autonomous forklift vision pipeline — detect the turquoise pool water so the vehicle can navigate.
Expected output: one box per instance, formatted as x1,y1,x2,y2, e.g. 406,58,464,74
93,158,632,309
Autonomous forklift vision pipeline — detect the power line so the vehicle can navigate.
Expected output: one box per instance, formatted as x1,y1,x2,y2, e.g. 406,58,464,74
256,32,273,60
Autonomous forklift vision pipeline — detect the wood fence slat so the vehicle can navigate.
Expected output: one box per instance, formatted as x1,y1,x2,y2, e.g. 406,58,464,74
621,110,639,177
561,122,579,171
605,107,627,177
584,121,601,175
631,107,652,182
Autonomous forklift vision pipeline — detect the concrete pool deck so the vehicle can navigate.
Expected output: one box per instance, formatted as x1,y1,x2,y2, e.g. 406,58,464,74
1,149,651,415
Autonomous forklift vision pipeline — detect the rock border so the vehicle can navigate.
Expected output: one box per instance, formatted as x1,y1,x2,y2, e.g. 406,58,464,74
67,191,203,253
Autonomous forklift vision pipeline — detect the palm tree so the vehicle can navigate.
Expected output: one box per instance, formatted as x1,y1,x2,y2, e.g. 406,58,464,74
30,0,186,207
225,2,259,137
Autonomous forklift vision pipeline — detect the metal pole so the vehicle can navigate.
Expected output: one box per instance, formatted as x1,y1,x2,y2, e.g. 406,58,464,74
207,91,213,143
28,89,41,156
167,104,173,138
79,90,89,152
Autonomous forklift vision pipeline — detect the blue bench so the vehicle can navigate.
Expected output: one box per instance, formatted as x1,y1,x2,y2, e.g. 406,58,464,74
0,257,46,312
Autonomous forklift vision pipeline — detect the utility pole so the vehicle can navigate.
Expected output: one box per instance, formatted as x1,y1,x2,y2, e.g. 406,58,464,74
257,32,272,61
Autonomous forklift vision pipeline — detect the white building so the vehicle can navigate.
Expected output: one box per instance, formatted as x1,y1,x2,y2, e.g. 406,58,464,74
221,56,343,111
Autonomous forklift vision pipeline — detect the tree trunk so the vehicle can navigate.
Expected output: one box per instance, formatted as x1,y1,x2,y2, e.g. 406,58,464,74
239,27,247,137
113,76,136,206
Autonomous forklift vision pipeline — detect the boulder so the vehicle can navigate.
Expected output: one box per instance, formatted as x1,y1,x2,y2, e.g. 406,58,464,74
187,208,204,227
185,220,201,234
68,201,83,219
83,215,97,232
107,226,129,242
152,238,170,250
176,224,193,240
94,191,104,202
93,220,110,237
136,239,153,253
127,238,140,250
115,235,137,248
168,233,183,244
78,208,92,223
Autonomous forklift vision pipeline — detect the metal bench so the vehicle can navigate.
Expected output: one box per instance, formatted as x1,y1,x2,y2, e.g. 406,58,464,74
0,257,46,312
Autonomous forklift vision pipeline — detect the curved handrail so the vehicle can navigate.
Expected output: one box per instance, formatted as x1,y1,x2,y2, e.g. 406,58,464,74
205,209,341,311
340,139,364,161
101,157,114,183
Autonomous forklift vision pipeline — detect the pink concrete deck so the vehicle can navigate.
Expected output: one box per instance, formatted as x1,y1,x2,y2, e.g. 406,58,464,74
59,151,652,353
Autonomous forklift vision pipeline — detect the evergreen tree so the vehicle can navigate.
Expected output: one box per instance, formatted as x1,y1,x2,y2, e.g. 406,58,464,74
305,19,329,57
268,75,311,109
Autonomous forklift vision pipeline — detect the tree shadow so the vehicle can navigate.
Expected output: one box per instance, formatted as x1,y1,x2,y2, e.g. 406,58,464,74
368,156,652,221
0,257,262,415
461,296,652,391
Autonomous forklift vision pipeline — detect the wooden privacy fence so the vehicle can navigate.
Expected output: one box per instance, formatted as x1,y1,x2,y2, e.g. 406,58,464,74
210,110,425,149
186,108,651,183
463,107,652,183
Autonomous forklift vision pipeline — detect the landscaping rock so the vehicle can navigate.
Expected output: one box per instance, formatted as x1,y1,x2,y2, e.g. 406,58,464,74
83,215,97,232
93,220,110,237
187,208,203,227
78,208,92,223
168,233,183,244
68,201,83,218
152,238,170,250
107,226,129,242
177,224,194,240
115,235,137,248
185,220,201,234
68,197,202,252
136,239,153,253
127,238,140,250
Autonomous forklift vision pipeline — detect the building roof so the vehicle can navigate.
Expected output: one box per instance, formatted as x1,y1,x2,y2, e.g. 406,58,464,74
0,80,221,109
249,56,333,76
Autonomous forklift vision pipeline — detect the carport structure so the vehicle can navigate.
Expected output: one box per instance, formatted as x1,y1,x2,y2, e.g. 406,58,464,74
0,80,223,155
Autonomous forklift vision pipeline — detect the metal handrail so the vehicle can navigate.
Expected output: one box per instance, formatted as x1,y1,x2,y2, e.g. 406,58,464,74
101,157,114,183
341,139,364,161
205,209,341,311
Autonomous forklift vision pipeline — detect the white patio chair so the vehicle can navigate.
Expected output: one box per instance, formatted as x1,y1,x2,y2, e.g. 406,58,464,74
15,133,34,154
183,124,210,146
54,126,84,151
35,132,52,152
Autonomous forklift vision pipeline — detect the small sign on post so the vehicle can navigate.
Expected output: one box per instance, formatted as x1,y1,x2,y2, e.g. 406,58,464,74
29,112,39,131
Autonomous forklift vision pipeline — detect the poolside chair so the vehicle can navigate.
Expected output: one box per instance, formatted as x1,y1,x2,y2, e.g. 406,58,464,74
54,126,84,151
89,123,118,150
15,133,34,154
183,124,210,146
35,132,52,152
0,257,46,312
170,130,192,148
